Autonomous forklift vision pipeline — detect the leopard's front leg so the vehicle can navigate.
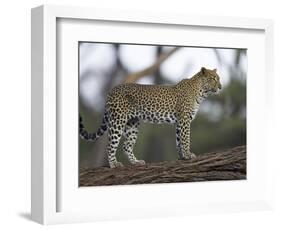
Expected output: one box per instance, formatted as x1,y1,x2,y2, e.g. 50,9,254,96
177,114,196,160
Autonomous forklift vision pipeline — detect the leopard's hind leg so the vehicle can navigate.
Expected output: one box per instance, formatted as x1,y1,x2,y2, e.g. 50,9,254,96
107,114,128,168
123,117,145,165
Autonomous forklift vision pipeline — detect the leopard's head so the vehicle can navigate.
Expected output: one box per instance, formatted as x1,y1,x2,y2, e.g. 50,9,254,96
199,67,222,94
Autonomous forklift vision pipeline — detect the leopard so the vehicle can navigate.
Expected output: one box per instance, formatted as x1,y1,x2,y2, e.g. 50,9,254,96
80,67,222,168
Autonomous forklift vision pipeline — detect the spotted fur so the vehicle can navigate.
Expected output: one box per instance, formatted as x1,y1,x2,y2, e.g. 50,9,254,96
80,67,222,168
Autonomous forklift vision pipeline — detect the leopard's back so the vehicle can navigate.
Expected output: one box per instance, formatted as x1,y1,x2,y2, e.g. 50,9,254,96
107,83,180,124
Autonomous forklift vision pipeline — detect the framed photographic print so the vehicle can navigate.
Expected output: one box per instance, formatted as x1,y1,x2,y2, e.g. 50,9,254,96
31,5,274,224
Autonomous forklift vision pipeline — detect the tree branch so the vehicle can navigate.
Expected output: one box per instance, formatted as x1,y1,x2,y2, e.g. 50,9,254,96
124,47,180,83
80,145,246,186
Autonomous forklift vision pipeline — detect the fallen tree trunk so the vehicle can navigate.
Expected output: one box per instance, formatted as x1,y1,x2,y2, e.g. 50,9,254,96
80,145,246,186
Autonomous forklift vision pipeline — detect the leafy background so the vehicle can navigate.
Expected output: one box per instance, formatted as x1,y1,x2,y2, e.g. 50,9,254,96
79,43,246,168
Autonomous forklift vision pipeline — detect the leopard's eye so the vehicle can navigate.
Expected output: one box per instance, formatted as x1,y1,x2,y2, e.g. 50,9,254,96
209,78,216,84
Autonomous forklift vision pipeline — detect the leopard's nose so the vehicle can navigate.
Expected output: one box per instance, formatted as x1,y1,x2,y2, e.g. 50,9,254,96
218,83,222,90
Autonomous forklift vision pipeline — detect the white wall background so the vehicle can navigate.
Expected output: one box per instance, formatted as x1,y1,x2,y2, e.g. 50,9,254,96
0,0,280,229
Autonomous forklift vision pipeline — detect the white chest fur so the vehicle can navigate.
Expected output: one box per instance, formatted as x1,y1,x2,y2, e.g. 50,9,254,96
191,96,204,120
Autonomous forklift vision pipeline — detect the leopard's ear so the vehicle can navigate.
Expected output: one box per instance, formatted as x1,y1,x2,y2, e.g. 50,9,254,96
201,67,206,74
213,68,217,72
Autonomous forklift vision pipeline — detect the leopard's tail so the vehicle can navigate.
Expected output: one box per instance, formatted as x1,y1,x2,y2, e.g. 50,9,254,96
79,113,108,141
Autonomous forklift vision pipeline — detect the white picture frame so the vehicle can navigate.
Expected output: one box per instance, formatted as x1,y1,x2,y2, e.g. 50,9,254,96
31,5,274,225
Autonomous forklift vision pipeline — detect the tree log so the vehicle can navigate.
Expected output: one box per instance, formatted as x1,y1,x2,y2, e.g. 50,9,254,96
79,145,246,186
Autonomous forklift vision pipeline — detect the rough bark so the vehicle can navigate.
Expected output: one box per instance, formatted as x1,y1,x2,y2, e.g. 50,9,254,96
79,145,246,186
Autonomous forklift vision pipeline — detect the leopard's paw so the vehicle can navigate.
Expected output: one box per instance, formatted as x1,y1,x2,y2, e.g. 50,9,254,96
132,159,146,166
181,153,197,160
109,161,124,168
